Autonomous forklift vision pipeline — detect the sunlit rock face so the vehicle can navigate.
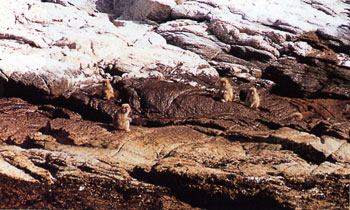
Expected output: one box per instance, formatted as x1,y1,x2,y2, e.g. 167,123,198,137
0,0,217,99
1,0,350,209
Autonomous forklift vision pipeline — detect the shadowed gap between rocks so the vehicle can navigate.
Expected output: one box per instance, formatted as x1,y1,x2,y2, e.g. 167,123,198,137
222,133,327,165
262,66,304,98
3,79,112,123
262,57,350,100
130,167,292,210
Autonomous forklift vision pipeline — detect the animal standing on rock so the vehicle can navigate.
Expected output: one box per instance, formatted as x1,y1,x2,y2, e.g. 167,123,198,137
220,78,234,102
102,79,114,100
245,87,260,109
113,104,132,132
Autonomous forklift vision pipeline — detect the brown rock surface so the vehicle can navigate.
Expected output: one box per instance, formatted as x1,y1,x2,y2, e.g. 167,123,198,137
0,97,349,209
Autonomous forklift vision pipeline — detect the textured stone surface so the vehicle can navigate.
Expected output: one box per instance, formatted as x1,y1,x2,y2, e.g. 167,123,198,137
0,97,350,209
0,0,217,99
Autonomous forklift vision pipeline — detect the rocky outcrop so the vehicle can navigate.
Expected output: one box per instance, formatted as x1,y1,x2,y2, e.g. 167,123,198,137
2,0,350,98
1,98,350,209
0,0,217,100
1,0,350,209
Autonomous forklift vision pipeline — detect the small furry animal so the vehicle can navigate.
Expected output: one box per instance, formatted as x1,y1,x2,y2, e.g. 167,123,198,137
245,87,260,109
102,79,114,100
113,104,132,132
220,78,234,102
289,112,303,120
175,0,188,4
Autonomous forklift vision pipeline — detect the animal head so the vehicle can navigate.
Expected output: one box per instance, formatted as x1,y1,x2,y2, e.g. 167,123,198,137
220,78,229,86
121,103,131,113
249,87,257,94
102,79,111,85
175,0,187,4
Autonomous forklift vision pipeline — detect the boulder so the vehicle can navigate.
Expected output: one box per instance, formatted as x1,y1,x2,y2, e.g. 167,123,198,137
114,0,176,22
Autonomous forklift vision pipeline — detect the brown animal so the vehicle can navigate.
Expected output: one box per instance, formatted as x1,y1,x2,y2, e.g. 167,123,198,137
103,79,114,100
245,87,260,109
113,104,132,132
220,78,234,102
289,112,303,120
175,0,188,4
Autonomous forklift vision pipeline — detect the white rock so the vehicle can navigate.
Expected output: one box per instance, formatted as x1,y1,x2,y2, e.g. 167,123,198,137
171,1,213,20
0,0,218,97
0,156,37,183
167,0,348,62
291,42,314,57
1,0,349,97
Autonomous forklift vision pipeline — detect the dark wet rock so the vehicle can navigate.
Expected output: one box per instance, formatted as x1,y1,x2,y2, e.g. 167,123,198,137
264,47,350,99
9,71,72,98
113,0,175,22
